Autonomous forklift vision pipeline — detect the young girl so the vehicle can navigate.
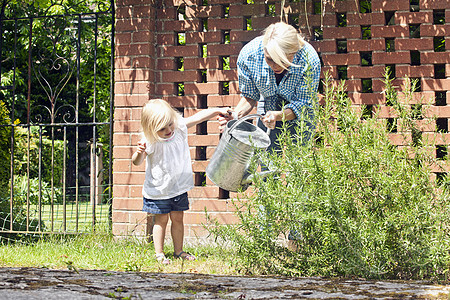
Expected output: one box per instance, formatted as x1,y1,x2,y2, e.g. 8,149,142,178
132,99,231,264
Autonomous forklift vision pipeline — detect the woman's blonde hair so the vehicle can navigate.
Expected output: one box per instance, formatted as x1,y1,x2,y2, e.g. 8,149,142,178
141,99,179,143
262,22,305,70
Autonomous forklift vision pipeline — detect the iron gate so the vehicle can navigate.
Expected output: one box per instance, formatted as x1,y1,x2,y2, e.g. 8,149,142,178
0,0,114,236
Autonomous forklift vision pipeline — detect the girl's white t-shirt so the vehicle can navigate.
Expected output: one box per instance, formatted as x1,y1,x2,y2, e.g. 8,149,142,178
141,117,194,200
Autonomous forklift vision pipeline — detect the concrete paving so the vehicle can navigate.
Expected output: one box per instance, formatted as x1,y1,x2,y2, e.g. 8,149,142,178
0,267,448,299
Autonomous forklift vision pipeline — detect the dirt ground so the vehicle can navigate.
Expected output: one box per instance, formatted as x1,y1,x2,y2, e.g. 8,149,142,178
0,267,449,299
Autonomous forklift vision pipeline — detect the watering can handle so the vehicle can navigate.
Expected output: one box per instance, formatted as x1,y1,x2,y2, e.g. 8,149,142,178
228,113,271,135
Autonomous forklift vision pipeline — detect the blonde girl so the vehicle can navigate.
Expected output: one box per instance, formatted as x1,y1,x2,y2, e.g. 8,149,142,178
132,99,231,264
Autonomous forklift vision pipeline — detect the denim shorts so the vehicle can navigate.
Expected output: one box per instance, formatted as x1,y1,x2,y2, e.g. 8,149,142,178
142,192,189,214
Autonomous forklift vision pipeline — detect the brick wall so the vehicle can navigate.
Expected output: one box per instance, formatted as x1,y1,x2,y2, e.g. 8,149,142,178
113,0,449,241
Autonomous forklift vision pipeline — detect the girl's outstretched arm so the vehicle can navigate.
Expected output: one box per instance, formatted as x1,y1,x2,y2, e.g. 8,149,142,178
185,107,232,128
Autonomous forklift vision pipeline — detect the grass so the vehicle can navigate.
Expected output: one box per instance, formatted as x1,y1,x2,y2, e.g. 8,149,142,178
0,233,239,275
26,203,110,233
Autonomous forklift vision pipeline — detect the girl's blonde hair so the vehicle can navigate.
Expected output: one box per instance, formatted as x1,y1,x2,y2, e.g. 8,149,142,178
262,22,305,71
141,99,179,143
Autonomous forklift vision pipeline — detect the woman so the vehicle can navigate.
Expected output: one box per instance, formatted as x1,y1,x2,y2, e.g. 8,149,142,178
220,22,321,152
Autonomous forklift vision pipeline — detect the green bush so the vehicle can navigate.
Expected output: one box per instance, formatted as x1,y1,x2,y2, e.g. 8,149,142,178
13,175,63,206
0,100,11,199
207,72,450,281
13,126,65,186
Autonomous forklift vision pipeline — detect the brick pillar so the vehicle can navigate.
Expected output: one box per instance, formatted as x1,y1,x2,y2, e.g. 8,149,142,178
113,0,158,237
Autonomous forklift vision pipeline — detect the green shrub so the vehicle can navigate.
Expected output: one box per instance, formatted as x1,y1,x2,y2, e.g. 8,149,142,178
13,126,65,186
0,100,11,199
207,72,450,281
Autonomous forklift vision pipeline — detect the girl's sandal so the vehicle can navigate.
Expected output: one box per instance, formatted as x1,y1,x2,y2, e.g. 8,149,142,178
155,253,171,265
174,251,196,261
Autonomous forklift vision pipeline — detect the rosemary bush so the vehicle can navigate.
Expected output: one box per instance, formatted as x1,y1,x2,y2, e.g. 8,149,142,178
207,72,450,280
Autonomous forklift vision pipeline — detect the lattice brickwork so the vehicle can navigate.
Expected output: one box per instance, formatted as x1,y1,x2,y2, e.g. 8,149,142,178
113,0,449,241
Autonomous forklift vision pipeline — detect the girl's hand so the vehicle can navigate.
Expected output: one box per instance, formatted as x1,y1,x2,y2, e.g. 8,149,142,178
217,108,235,133
136,141,146,154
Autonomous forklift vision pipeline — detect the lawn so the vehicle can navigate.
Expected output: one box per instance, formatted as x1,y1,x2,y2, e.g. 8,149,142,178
26,202,110,233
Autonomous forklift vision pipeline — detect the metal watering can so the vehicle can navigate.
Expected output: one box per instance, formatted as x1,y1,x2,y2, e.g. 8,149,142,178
206,114,272,192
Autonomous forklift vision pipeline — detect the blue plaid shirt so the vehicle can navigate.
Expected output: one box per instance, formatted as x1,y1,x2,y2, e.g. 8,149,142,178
237,36,321,123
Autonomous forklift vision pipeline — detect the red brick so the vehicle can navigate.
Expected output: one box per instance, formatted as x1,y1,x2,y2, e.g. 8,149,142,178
322,53,361,66
133,56,155,69
114,120,141,134
186,31,222,44
421,52,450,64
156,7,175,20
163,45,199,57
186,5,223,18
113,171,145,186
115,82,150,94
116,43,153,57
371,25,409,38
190,199,229,212
396,12,431,25
333,0,358,12
372,52,410,65
350,93,384,105
114,133,133,146
115,94,151,108
184,82,219,95
112,210,131,223
188,134,220,146
114,108,132,121
115,56,132,69
347,12,384,25
231,30,260,43
129,211,148,225
207,43,243,56
184,57,217,70
395,37,433,51
207,70,238,82
156,83,176,96
313,40,336,53
422,79,450,91
116,6,132,19
232,4,265,18
112,197,143,210
163,20,201,32
348,39,385,52
188,186,220,199
323,27,361,39
207,95,241,107
113,145,134,160
420,0,450,9
115,18,152,32
157,33,176,46
347,66,386,79
373,0,410,12
133,6,152,18
192,160,208,172
396,65,434,78
162,70,198,82
420,25,450,37
116,32,132,45
424,106,450,118
115,69,153,82
345,79,362,92
133,31,153,43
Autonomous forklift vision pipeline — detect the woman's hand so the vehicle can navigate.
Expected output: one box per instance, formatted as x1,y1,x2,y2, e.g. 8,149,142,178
261,111,276,129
